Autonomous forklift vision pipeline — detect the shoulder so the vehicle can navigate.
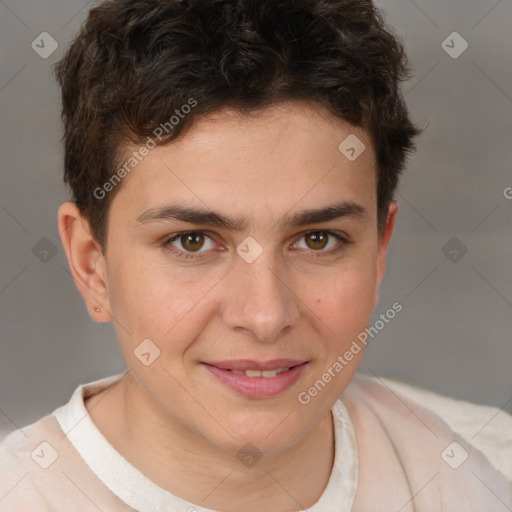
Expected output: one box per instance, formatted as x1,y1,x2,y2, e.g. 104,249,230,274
340,373,512,510
343,372,512,481
0,383,129,511
380,376,512,481
0,415,64,511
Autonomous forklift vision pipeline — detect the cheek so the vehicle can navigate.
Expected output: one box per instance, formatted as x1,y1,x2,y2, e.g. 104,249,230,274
307,257,377,347
107,259,219,357
313,256,376,312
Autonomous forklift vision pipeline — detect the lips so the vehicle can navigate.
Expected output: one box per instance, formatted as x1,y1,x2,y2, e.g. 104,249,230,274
203,359,307,371
201,359,309,398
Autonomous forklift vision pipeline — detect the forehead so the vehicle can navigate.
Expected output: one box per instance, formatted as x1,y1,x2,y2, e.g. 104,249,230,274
110,101,377,222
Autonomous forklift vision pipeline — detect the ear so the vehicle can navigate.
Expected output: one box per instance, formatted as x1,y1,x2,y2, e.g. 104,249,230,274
57,201,112,322
373,201,398,308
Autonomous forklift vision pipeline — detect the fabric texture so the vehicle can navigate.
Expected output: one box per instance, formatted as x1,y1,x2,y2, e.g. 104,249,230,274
384,377,512,482
0,371,510,511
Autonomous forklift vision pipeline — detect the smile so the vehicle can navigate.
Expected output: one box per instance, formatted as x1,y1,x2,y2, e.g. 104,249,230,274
231,368,290,377
201,360,309,398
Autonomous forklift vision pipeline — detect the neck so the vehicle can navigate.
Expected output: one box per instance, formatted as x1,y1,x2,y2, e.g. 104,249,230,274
86,371,335,511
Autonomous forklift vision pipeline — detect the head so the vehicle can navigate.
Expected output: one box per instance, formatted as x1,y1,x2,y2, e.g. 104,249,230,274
56,0,419,455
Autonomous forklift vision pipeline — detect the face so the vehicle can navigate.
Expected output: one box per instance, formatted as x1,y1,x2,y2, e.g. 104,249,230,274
67,101,396,455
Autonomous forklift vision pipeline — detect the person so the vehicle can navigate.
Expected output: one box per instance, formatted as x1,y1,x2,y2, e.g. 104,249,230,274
1,0,511,510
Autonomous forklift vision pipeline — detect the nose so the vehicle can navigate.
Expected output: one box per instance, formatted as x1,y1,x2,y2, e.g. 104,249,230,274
221,255,301,344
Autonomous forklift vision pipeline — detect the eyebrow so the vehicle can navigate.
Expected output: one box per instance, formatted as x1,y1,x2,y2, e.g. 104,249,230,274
136,200,369,230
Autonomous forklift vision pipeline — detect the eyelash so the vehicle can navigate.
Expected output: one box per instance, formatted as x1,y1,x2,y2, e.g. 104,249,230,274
162,230,352,260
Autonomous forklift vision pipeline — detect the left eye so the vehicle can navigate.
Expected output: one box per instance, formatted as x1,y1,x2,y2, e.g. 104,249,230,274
294,231,344,251
166,232,215,253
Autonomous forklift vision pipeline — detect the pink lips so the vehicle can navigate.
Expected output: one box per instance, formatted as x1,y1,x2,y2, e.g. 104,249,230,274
204,359,306,371
201,359,308,398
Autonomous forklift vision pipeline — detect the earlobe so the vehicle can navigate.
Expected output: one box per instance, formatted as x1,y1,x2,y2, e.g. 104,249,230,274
57,201,112,322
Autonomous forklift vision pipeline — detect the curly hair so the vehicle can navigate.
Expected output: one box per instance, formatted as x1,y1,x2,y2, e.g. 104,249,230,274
54,0,420,250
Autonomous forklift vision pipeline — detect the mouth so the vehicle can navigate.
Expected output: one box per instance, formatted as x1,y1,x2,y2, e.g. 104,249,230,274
201,359,309,398
230,367,292,377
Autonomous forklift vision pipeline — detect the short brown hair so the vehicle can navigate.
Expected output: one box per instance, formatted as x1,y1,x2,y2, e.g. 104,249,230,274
54,0,420,251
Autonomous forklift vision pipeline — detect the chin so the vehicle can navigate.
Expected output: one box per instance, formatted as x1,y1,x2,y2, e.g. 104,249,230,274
205,408,311,456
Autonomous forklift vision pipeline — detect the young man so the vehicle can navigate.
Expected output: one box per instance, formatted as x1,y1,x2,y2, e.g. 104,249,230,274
1,0,511,510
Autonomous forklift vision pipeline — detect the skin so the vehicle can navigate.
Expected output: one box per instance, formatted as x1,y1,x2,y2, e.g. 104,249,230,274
58,100,397,511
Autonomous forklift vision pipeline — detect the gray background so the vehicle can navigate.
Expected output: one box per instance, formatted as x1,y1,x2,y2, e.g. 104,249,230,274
0,0,511,439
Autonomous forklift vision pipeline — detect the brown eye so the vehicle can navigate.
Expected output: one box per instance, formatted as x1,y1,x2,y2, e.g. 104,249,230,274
165,231,213,253
304,231,329,250
294,230,349,256
163,231,218,260
180,232,205,252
